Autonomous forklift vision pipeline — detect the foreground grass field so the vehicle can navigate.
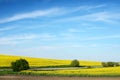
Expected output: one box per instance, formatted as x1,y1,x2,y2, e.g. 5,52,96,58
0,54,101,67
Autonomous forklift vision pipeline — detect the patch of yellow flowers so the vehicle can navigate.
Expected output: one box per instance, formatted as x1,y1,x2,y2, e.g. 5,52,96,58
0,54,70,67
23,67,120,76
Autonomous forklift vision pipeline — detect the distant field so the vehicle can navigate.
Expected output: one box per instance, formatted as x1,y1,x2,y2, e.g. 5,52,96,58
0,54,101,67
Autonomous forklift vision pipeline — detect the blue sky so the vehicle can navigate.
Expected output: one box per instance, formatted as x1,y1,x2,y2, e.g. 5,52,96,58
0,0,120,61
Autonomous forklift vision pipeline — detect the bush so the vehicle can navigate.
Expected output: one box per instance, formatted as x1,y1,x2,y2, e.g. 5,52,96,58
114,62,120,66
11,59,30,72
70,59,79,67
102,62,108,67
107,62,115,67
102,62,120,67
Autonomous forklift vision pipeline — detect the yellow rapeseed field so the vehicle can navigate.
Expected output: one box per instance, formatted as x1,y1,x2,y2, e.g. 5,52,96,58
0,54,101,67
23,67,120,76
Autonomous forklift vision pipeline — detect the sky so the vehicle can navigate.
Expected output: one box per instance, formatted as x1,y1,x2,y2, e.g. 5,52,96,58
0,0,120,61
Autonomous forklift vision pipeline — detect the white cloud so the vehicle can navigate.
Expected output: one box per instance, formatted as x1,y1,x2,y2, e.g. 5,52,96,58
55,11,120,24
68,28,85,33
0,26,16,31
86,26,106,30
80,23,106,30
82,12,110,22
0,34,37,45
73,4,106,12
38,33,57,40
57,32,120,41
81,12,120,23
0,33,58,45
33,46,61,50
0,8,61,23
80,34,120,40
0,4,108,24
38,33,120,41
0,34,37,41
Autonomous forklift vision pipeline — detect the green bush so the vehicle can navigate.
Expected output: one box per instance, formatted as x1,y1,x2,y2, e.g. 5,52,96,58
114,62,120,66
102,62,120,67
107,62,115,67
70,59,79,67
11,59,30,72
102,62,108,67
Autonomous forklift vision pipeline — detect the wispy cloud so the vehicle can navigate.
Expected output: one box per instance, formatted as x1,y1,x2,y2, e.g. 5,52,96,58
57,32,120,41
0,33,57,45
55,11,120,24
0,34,37,45
73,4,106,12
85,26,106,30
80,34,120,40
80,23,106,30
1,34,37,41
38,33,57,40
84,12,120,23
68,28,85,33
0,8,61,23
0,26,16,31
0,4,107,24
82,12,112,22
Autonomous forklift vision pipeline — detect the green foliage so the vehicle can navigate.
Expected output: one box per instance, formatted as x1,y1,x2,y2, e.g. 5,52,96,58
107,62,115,67
11,59,29,72
102,62,108,67
102,62,120,67
70,59,79,67
114,62,120,66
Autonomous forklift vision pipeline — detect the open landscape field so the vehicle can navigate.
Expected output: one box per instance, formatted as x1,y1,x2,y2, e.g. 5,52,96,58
22,67,120,77
0,0,120,80
0,54,120,78
0,54,101,67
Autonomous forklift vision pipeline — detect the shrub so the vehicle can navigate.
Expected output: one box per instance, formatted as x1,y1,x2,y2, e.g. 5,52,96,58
102,62,108,67
107,62,115,67
11,59,29,72
70,59,79,67
102,62,120,67
114,62,120,66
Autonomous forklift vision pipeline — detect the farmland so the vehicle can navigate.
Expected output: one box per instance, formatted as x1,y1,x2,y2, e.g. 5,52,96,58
0,54,120,77
21,67,120,77
0,54,101,67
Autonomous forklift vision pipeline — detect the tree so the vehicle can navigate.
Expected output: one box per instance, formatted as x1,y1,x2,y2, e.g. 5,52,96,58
70,59,79,67
11,59,30,72
102,62,120,67
102,62,108,67
107,62,115,67
114,62,120,66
